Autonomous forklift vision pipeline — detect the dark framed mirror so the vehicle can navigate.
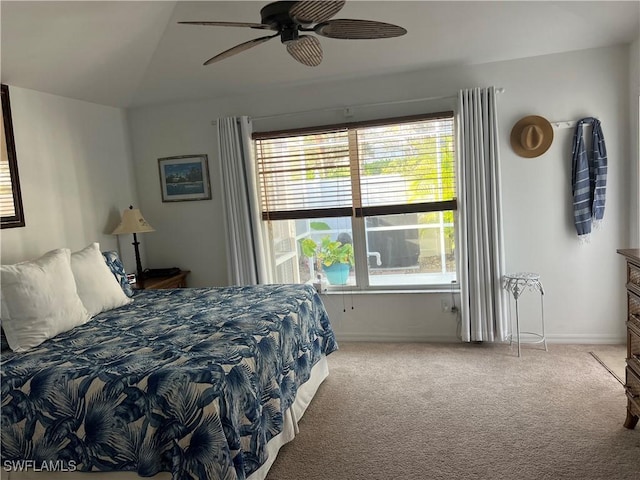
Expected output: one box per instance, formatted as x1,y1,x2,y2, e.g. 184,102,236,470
1,84,25,229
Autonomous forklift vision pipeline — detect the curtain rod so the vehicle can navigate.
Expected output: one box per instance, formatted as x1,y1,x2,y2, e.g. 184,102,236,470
251,87,505,123
210,87,504,125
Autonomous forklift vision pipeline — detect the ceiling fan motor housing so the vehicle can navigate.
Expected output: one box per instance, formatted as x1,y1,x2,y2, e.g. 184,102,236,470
259,1,304,44
260,1,301,29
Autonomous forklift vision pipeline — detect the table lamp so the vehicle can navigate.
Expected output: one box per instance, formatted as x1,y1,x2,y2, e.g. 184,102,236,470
111,205,155,287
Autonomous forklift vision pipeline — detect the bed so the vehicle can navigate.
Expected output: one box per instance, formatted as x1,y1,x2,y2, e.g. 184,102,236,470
1,283,338,480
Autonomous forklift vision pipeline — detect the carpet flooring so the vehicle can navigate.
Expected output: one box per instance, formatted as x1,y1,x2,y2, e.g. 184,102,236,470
266,342,640,480
590,344,627,384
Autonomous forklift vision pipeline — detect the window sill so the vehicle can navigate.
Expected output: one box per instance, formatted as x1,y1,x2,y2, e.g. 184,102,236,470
321,287,460,295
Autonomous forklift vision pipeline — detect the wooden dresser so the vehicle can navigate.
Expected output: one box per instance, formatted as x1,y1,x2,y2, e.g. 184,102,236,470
618,249,640,429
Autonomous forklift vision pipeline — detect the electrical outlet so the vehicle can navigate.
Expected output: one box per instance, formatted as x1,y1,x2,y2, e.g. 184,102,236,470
441,300,451,312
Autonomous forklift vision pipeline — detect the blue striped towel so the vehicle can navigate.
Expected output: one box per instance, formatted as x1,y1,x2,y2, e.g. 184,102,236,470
571,117,607,238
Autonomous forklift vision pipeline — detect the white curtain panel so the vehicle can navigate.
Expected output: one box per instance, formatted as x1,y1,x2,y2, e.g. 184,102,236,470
217,116,271,285
457,87,509,342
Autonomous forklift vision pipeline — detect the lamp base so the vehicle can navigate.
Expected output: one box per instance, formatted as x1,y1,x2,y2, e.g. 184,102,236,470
133,233,145,289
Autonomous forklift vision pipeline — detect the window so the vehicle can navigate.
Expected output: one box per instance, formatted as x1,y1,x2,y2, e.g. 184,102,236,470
1,84,25,229
254,112,456,289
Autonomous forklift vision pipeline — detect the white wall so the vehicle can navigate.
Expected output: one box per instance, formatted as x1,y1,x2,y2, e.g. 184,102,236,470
0,87,139,269
128,44,633,343
630,35,640,247
124,101,226,288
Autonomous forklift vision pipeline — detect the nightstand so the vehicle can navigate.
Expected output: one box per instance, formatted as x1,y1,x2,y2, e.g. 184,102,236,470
135,270,190,290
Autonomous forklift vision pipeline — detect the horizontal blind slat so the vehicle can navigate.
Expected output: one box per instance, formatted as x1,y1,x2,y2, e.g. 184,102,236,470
255,113,455,218
0,135,17,217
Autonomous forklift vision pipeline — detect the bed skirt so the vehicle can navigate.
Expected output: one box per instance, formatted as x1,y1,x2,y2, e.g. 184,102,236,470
6,355,329,480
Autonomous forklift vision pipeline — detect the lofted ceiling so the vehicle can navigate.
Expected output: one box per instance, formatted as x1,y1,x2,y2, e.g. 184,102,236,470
1,1,638,108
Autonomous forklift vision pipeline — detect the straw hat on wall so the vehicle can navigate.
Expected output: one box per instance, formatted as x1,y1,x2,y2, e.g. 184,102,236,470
510,115,554,158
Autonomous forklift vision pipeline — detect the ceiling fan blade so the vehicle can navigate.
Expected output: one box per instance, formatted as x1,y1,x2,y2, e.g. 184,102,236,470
289,1,346,25
204,34,278,65
314,19,407,39
178,21,273,30
286,35,323,67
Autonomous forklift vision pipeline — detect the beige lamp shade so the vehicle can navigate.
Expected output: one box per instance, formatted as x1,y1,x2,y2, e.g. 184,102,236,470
111,207,155,235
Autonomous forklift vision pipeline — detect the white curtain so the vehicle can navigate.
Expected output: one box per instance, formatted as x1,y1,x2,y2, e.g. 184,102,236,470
217,116,271,285
457,87,509,342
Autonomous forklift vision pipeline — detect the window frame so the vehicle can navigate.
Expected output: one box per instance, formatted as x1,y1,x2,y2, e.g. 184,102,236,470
1,84,25,229
254,111,457,291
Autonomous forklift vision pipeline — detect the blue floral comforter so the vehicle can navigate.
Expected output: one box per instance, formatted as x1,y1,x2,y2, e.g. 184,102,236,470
1,284,337,479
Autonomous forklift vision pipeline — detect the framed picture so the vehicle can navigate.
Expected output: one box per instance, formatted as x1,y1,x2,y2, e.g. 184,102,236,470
158,154,211,202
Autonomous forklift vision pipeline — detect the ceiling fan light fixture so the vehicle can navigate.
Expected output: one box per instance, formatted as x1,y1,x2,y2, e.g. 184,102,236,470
280,25,299,43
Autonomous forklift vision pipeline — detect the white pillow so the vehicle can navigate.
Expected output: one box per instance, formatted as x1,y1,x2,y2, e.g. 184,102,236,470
1,248,91,352
70,242,132,316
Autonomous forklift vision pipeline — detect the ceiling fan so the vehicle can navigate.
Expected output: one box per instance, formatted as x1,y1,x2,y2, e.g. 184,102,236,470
179,0,407,67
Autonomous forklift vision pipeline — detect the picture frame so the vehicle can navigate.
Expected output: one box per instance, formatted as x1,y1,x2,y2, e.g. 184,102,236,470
158,154,211,202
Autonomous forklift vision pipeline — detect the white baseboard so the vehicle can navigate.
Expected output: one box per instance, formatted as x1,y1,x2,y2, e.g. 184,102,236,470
544,333,625,344
334,332,460,343
334,332,625,345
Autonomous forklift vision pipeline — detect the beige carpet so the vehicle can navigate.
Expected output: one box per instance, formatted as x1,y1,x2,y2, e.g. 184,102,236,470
266,343,640,480
589,344,627,384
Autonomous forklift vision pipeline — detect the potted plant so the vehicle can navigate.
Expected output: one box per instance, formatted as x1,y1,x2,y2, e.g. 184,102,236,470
300,235,355,285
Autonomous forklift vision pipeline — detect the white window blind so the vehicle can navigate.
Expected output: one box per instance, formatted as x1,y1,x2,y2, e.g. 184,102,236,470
255,127,352,220
1,84,25,228
0,129,17,218
356,116,456,216
254,112,456,221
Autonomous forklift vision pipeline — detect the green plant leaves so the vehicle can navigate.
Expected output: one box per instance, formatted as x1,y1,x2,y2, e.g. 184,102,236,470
299,235,355,267
310,221,331,231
